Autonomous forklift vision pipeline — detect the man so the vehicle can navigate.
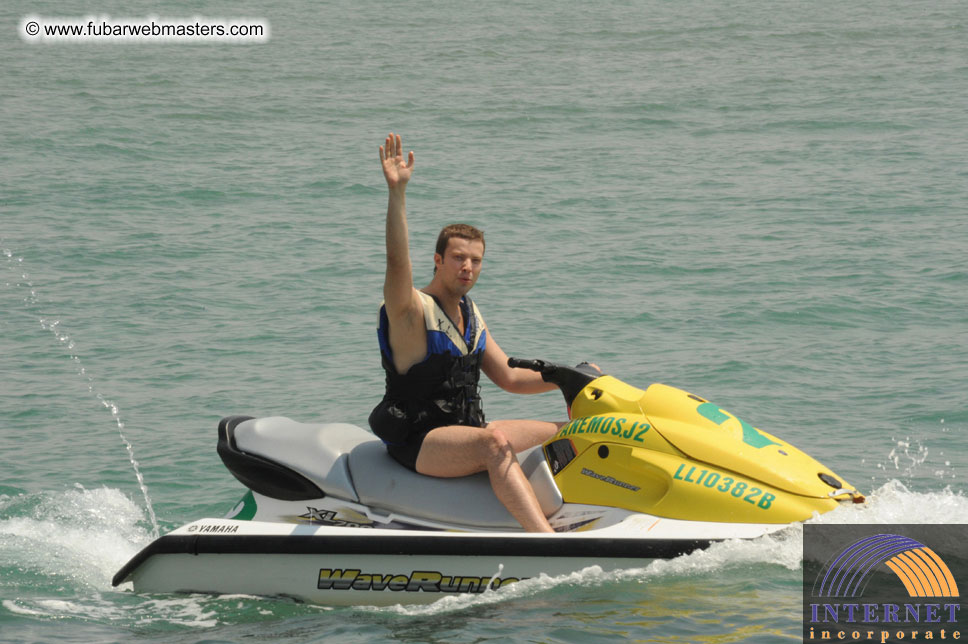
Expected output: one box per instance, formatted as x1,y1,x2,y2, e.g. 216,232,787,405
368,133,562,533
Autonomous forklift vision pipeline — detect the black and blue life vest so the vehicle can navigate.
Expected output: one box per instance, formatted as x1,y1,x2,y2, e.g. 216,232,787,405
370,291,487,444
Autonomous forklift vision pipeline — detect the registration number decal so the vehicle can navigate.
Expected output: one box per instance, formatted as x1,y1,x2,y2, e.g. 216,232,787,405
673,464,775,509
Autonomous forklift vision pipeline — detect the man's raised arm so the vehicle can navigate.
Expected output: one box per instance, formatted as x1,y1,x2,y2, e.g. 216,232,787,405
379,132,418,319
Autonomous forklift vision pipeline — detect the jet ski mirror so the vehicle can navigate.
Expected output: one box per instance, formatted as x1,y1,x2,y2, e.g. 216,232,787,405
507,357,602,407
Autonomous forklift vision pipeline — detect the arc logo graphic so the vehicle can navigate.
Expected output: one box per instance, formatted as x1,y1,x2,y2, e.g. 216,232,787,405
814,533,960,599
802,524,965,644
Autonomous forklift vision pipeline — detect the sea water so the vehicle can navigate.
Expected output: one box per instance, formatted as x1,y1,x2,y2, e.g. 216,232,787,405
2,0,966,642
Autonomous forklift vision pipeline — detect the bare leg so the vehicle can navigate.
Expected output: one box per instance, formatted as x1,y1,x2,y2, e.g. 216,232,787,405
484,419,562,452
415,421,563,533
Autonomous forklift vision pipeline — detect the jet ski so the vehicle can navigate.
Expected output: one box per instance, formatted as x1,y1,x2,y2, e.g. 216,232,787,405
113,359,863,606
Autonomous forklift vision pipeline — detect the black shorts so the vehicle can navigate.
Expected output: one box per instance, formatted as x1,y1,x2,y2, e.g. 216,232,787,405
368,398,482,472
385,429,431,472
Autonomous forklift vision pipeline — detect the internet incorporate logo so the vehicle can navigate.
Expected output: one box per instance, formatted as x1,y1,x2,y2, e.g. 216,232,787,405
816,534,959,599
803,525,965,644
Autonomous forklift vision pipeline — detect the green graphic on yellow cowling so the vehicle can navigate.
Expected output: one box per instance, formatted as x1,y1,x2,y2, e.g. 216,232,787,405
696,402,780,449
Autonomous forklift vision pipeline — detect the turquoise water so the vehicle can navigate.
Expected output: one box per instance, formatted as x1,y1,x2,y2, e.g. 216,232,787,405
3,0,967,641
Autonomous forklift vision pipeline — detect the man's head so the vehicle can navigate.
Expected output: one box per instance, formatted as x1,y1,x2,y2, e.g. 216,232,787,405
433,224,485,294
435,224,485,261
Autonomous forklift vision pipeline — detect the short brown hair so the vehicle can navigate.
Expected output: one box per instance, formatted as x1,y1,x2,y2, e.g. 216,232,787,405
435,224,485,258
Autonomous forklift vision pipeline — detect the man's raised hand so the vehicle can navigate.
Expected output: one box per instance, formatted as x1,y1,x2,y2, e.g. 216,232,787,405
379,132,414,190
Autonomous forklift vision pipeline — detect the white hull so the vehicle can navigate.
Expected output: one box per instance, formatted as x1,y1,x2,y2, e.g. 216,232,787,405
115,515,786,606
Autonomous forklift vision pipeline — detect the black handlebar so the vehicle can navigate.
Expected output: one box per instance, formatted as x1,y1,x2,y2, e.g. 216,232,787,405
506,357,551,373
507,357,603,406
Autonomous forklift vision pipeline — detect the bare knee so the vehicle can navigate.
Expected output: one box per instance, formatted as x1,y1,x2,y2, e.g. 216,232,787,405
480,427,514,463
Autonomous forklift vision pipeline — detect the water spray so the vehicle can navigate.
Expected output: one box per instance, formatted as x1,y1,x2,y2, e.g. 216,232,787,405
2,240,160,538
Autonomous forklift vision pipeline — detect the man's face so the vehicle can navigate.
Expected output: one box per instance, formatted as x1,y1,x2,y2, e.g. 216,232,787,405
435,237,484,295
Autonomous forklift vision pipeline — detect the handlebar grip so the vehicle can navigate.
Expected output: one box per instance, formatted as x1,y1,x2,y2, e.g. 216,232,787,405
507,357,546,372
